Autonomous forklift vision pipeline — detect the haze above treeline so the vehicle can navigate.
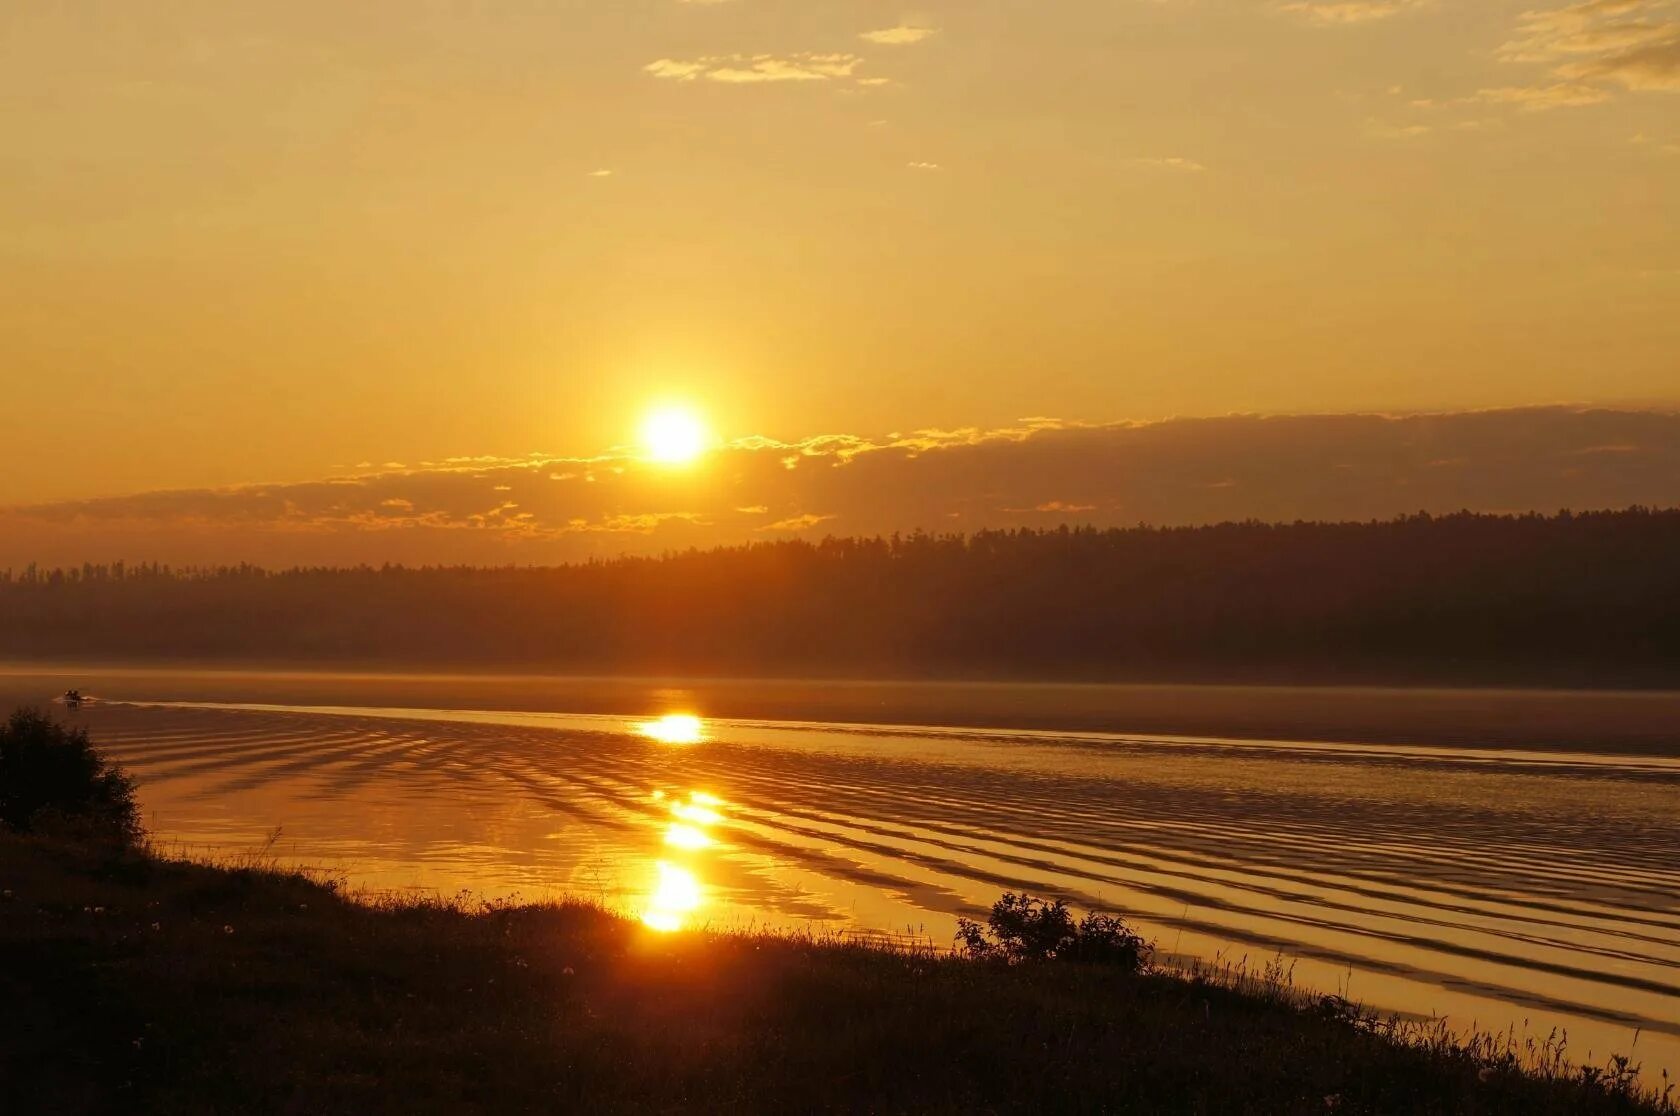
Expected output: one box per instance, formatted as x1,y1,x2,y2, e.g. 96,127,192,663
6,509,1678,688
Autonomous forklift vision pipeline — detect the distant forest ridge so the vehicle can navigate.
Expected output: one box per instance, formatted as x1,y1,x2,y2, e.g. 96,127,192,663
5,508,1680,686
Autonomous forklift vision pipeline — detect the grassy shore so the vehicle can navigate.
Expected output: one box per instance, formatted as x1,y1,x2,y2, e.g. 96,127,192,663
1,836,1671,1115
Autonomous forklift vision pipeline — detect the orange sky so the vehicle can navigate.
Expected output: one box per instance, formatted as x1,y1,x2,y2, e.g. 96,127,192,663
3,1,1678,528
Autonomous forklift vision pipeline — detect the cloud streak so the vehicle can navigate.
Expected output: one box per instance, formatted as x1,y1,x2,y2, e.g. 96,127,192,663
1484,0,1680,107
5,408,1680,568
645,53,869,84
1279,1,1431,25
860,25,939,46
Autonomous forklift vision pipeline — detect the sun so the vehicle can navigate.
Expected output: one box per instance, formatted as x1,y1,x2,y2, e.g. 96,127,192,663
640,407,709,465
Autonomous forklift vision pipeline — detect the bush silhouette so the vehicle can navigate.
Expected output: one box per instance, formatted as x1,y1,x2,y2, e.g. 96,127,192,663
956,892,1152,971
0,708,140,846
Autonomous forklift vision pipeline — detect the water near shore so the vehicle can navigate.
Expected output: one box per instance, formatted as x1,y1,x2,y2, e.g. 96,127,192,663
6,667,1679,1082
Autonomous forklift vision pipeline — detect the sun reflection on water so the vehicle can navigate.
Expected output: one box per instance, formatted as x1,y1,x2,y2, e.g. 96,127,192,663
638,713,705,745
670,801,721,826
643,861,702,932
664,823,712,850
641,789,726,932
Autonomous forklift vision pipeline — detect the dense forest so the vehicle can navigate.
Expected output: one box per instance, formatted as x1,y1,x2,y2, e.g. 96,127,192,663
3,509,1679,685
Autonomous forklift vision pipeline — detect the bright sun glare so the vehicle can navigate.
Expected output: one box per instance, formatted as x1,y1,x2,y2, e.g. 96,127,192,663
638,713,704,745
640,407,708,465
642,861,702,933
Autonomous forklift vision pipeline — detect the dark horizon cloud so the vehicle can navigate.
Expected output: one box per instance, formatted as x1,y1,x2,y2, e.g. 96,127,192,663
5,406,1680,569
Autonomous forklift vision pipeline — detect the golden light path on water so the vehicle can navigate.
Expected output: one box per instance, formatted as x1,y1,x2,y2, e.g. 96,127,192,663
642,781,725,932
28,679,1680,1088
637,714,719,930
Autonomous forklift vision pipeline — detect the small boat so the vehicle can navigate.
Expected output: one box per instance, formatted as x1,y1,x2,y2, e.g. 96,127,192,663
59,689,84,710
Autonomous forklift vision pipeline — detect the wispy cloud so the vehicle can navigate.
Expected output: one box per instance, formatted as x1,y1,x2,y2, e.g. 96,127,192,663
760,513,836,532
1025,501,1098,513
1482,0,1680,108
860,24,940,46
1278,1,1431,25
644,59,708,81
644,53,868,84
1475,82,1614,108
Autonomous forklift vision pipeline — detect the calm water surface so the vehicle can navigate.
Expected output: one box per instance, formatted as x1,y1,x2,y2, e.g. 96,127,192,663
6,667,1679,1082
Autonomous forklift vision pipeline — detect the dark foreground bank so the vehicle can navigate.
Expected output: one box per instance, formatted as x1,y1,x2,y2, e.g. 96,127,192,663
1,838,1672,1115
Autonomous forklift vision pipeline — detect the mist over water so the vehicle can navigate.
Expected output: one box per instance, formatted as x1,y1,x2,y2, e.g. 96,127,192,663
8,668,1680,1083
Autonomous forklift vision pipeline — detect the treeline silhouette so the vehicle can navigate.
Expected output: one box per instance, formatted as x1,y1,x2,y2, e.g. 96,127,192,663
4,509,1679,684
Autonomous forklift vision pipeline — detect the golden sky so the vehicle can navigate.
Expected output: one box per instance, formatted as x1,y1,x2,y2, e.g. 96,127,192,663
3,0,1678,514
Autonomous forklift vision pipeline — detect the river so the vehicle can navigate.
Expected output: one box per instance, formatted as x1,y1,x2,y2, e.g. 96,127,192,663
6,666,1678,1082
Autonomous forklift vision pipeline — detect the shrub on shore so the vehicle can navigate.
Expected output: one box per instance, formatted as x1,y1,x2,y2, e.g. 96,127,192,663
0,708,140,846
955,891,1154,971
